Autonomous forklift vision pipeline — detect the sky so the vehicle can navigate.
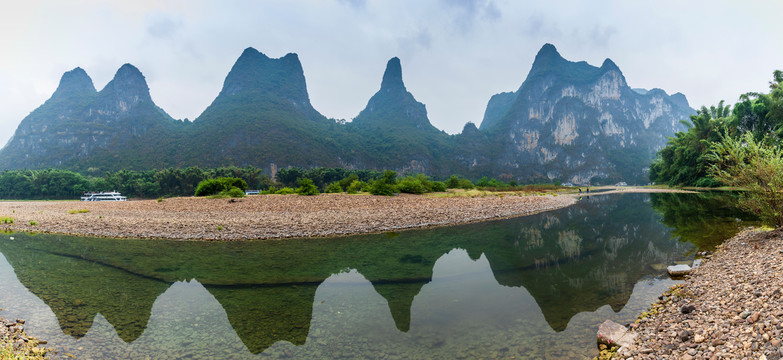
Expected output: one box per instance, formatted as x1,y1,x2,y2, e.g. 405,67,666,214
1,0,782,147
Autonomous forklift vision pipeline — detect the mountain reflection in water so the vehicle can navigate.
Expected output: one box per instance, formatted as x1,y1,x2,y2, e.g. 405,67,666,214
0,193,750,359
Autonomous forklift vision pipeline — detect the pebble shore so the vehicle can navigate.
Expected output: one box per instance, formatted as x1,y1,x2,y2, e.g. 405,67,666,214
616,227,783,359
0,193,575,241
0,315,48,358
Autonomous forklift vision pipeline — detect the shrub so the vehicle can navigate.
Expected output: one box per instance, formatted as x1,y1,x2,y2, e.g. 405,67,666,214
458,178,475,189
430,181,447,192
367,170,398,196
0,217,13,224
339,173,360,189
397,177,426,194
195,177,248,197
261,186,278,195
296,178,320,196
709,131,783,226
346,180,365,194
29,220,38,226
222,187,247,198
445,175,474,189
275,187,296,195
325,182,343,193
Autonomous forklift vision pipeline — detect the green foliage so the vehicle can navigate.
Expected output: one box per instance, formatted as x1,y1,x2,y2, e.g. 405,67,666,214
275,187,296,195
346,180,365,194
367,170,398,196
444,175,476,189
222,187,247,198
396,176,426,194
651,70,783,187
295,178,320,196
67,209,90,214
325,182,343,193
708,131,783,227
430,181,447,192
338,173,359,189
0,217,13,224
29,220,39,226
194,177,248,197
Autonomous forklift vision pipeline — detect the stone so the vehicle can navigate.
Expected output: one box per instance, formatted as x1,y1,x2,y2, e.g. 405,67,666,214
597,320,637,348
668,264,692,276
679,330,691,342
681,304,696,314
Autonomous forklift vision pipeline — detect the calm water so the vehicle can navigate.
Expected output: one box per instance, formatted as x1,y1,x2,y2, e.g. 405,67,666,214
0,193,756,359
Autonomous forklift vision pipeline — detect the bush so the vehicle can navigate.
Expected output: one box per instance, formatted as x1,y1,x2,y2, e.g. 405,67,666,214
709,131,783,226
261,186,277,195
397,177,426,194
195,177,248,196
346,180,365,194
367,170,398,196
430,181,447,192
296,178,320,196
222,187,246,198
325,182,343,193
338,173,359,189
445,175,474,189
275,187,296,195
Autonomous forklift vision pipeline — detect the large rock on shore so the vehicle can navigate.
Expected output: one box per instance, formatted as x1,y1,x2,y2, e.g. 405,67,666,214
597,320,637,349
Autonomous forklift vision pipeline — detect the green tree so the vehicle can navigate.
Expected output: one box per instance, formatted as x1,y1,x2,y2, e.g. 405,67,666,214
295,178,320,196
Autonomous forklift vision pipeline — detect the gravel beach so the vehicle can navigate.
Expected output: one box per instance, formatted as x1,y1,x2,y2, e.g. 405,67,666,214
0,193,575,241
616,228,783,359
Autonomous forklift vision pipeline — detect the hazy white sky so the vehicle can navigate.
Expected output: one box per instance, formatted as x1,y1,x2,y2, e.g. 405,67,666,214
1,0,782,146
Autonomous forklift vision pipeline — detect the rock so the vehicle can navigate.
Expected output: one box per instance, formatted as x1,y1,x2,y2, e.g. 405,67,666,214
668,264,692,276
679,330,691,342
597,320,637,348
692,258,703,268
681,304,696,314
742,311,752,319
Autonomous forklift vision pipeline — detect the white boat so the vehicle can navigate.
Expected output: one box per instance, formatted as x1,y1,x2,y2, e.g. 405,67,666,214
80,191,127,201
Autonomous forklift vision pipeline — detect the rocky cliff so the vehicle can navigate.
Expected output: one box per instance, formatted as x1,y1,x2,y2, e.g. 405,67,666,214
478,44,693,184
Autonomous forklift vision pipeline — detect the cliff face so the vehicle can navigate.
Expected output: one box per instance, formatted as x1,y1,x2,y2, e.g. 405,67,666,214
0,45,693,184
479,44,693,184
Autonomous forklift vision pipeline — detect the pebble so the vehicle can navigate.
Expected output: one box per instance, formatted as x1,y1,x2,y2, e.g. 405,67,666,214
615,228,783,359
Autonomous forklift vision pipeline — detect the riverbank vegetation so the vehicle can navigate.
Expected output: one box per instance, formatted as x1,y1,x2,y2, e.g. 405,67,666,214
0,166,557,200
650,70,783,226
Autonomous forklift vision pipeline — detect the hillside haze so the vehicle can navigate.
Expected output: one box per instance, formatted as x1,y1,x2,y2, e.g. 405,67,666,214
0,44,693,184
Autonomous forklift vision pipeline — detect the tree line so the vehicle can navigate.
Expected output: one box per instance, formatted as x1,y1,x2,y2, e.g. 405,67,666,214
0,165,538,200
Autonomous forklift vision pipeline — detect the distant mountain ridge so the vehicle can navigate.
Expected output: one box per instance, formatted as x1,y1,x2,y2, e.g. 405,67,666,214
0,44,693,184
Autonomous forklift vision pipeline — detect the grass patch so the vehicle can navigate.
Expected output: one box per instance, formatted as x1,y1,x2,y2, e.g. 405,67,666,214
29,220,38,226
67,209,90,214
0,216,13,224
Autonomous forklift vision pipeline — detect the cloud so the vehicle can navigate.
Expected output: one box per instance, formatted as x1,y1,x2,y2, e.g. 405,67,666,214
397,28,432,60
441,0,502,33
146,13,182,38
337,0,366,10
589,25,617,48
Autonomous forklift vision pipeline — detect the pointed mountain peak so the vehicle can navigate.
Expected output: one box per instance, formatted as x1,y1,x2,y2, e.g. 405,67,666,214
115,63,145,80
99,63,152,103
601,58,620,72
52,67,96,99
532,43,564,65
236,47,269,63
461,122,480,136
380,57,405,91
